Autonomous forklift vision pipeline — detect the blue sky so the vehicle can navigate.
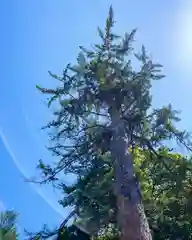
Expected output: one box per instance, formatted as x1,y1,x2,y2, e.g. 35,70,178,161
0,0,192,238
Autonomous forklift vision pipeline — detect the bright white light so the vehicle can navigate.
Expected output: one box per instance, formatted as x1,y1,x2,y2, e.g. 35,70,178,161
172,1,192,70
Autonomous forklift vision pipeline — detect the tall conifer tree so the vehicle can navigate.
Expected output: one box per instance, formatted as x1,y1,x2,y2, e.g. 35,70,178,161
35,6,192,240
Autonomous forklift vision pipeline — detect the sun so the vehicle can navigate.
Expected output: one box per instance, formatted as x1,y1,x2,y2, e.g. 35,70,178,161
178,9,192,55
172,1,192,70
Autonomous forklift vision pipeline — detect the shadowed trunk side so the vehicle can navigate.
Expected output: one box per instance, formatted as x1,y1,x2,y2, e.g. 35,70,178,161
110,110,152,240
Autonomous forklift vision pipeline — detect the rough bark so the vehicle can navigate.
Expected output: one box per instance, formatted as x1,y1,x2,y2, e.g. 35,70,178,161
110,109,152,240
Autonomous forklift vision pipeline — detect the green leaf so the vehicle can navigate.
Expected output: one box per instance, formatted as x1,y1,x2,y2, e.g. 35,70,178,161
48,71,59,79
79,46,95,58
87,103,93,113
99,77,105,85
48,95,57,108
153,74,166,80
36,84,41,90
141,45,147,63
60,98,71,107
152,63,163,68
77,52,86,69
69,65,82,73
97,27,105,40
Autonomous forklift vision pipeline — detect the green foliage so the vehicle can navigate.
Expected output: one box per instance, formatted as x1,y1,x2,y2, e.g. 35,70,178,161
33,6,192,240
0,211,18,240
57,148,192,239
135,148,192,239
26,224,91,240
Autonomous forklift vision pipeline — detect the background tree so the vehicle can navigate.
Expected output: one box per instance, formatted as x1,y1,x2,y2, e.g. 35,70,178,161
28,148,192,239
0,211,18,240
59,147,192,239
33,6,192,240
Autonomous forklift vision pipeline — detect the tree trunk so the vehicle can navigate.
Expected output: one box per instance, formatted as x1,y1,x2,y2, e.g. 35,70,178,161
117,196,152,240
110,110,152,240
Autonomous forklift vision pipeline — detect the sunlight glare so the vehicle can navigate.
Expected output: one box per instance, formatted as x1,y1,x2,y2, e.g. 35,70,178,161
173,1,192,70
